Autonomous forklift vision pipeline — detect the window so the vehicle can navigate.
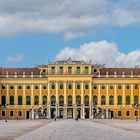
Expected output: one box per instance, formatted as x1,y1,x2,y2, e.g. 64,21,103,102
59,95,64,106
18,84,22,89
93,96,98,105
101,95,106,105
1,95,6,106
2,111,5,116
10,84,14,89
34,95,39,105
85,83,89,89
60,67,63,74
110,84,114,89
126,95,130,105
51,95,56,105
118,84,122,89
68,82,72,89
51,66,55,74
76,95,81,106
42,95,47,105
60,83,63,89
76,67,80,74
26,84,30,89
126,111,130,116
85,67,89,74
135,111,138,116
76,83,80,89
18,95,22,105
134,95,138,105
118,95,122,105
93,84,97,89
42,84,46,89
52,83,55,89
10,111,14,117
18,111,22,116
26,96,30,105
68,95,72,106
85,95,89,106
126,84,130,89
101,84,105,89
2,84,6,89
68,67,72,74
134,84,138,89
10,95,14,105
118,111,122,116
109,95,114,105
34,84,38,89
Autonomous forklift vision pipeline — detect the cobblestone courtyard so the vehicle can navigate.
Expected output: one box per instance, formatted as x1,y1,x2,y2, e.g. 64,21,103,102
1,119,140,140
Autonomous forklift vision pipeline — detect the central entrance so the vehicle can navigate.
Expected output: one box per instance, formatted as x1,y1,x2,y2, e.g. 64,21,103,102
67,108,73,118
77,109,81,118
51,108,55,119
85,108,89,118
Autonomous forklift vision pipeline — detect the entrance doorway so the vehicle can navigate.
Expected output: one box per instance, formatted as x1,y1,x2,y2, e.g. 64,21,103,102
77,109,81,118
85,108,89,118
26,111,30,119
111,111,114,119
67,108,73,118
59,109,63,118
51,108,55,119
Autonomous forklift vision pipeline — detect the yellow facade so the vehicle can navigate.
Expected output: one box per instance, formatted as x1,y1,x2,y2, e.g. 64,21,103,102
0,58,140,119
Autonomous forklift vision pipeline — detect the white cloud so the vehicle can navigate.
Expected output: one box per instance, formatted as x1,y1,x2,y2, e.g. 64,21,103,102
7,54,24,63
0,0,139,38
56,40,140,68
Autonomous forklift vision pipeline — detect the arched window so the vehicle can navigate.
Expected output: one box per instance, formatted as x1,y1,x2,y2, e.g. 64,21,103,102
52,83,55,89
101,95,106,105
18,95,22,105
109,95,114,105
68,82,72,89
85,83,89,89
42,95,47,105
60,83,63,89
93,95,98,105
76,82,80,89
134,95,138,105
10,95,14,105
1,95,6,106
68,95,72,106
76,95,81,106
84,95,89,106
26,95,30,105
34,95,39,105
51,95,56,105
59,95,64,106
118,95,122,105
126,95,130,105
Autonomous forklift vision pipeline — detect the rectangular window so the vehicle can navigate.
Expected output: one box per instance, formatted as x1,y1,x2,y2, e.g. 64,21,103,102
51,67,55,74
68,67,72,74
2,84,6,89
118,84,122,89
60,83,63,89
126,111,130,116
76,67,80,74
60,67,63,74
93,84,97,89
10,111,14,116
118,111,122,116
68,83,72,89
2,111,5,116
102,84,105,89
18,111,22,116
18,84,22,89
42,84,46,89
34,84,38,89
134,84,138,89
26,84,30,89
135,111,138,116
10,84,14,89
110,84,114,89
126,84,130,89
85,67,89,74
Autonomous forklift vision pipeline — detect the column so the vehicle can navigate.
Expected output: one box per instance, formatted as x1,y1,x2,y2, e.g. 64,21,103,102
89,81,93,119
81,81,85,119
56,81,59,117
39,83,42,106
73,81,76,119
15,84,18,106
47,81,51,119
64,81,67,118
6,84,9,105
31,84,34,107
97,84,101,106
114,84,117,106
23,84,26,106
106,84,109,106
131,84,134,105
122,84,125,106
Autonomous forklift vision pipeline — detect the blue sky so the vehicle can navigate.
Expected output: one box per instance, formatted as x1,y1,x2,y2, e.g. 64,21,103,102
0,0,140,68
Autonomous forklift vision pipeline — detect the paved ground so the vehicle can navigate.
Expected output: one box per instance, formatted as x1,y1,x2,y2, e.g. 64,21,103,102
1,119,140,140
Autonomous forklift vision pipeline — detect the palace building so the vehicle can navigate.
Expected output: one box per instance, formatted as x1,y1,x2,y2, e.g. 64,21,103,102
0,57,140,119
